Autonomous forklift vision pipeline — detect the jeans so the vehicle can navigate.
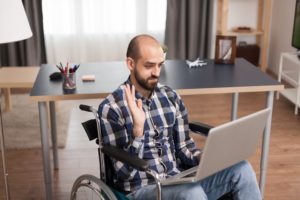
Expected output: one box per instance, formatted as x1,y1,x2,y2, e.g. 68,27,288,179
127,161,262,200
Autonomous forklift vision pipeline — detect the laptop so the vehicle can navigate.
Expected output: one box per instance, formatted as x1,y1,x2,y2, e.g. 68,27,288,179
161,108,271,186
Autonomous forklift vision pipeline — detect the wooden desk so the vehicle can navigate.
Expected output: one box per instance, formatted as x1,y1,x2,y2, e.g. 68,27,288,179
0,66,39,111
30,59,283,200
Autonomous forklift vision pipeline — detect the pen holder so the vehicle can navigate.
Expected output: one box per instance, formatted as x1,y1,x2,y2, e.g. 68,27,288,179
62,72,76,91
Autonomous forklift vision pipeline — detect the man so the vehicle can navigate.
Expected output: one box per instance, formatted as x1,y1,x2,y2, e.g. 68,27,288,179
98,34,262,200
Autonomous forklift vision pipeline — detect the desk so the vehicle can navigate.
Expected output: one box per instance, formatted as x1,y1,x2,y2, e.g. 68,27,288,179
0,66,39,111
30,58,283,200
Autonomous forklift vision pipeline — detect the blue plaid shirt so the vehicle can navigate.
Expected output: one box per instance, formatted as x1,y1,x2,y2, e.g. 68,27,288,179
98,78,201,192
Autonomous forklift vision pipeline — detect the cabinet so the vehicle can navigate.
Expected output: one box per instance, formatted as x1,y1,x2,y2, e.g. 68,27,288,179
277,52,300,115
216,0,272,71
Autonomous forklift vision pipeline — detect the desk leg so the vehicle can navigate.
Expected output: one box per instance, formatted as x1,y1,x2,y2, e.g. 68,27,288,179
38,102,52,200
0,102,11,199
259,91,274,197
49,101,59,170
231,93,239,121
2,88,12,112
295,87,300,115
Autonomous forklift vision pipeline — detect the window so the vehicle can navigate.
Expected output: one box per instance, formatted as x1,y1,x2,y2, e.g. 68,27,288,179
42,0,167,63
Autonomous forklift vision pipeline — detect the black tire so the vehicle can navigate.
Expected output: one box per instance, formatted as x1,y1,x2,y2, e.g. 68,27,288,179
70,174,117,200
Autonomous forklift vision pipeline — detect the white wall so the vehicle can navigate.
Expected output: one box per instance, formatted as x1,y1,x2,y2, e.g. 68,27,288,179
227,0,258,44
268,0,297,74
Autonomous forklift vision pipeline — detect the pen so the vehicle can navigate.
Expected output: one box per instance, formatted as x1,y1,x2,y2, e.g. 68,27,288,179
75,64,80,72
56,65,63,73
69,64,76,73
66,62,69,76
56,62,80,74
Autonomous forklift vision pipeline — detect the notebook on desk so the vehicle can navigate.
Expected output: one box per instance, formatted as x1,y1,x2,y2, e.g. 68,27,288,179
161,108,271,186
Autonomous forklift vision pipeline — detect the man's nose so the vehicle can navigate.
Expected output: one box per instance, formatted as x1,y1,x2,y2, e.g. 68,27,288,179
152,65,161,77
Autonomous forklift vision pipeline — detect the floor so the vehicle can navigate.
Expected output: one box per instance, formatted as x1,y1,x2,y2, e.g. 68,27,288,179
0,91,300,200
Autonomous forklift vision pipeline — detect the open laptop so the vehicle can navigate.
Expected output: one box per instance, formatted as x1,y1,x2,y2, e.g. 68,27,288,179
161,108,271,186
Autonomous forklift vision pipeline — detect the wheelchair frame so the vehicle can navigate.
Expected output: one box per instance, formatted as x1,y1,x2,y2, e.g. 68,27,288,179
70,104,116,200
70,104,164,200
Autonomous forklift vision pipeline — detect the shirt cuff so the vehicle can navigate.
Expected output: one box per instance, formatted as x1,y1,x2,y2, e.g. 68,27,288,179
193,149,202,162
131,136,144,154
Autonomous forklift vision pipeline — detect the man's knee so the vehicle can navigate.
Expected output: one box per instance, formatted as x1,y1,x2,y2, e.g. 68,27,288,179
230,161,262,199
236,161,255,178
175,183,207,200
233,161,257,181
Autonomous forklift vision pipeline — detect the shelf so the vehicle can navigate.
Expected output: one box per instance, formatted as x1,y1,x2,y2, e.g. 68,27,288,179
216,0,272,71
278,52,300,115
221,30,264,36
282,52,300,64
281,71,300,86
280,88,300,108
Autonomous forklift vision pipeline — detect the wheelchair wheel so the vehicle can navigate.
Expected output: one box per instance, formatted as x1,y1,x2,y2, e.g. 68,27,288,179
70,174,118,200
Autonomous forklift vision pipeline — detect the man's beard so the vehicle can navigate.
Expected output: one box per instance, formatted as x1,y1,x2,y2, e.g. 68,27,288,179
134,68,158,91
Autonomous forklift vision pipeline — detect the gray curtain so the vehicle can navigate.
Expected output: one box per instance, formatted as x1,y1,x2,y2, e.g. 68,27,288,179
164,0,212,60
0,0,47,66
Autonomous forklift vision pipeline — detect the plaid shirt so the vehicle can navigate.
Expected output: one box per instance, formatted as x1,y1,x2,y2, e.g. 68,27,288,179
98,78,201,192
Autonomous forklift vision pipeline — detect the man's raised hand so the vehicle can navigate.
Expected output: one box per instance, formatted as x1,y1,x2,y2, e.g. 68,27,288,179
125,84,145,137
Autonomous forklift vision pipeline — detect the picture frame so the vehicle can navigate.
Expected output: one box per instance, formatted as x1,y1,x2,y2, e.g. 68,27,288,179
214,35,237,64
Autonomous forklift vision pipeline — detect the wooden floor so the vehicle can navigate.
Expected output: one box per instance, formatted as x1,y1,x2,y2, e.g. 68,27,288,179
0,91,300,199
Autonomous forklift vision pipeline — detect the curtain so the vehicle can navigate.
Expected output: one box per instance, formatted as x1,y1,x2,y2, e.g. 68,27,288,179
164,0,211,60
42,0,167,64
0,0,47,66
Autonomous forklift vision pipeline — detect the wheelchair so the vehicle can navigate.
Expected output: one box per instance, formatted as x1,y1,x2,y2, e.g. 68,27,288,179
70,104,233,200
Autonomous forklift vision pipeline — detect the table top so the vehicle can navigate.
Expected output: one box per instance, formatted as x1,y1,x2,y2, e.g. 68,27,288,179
0,66,39,88
30,58,283,101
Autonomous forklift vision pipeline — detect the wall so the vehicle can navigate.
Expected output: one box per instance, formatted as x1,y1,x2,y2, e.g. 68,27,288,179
209,0,218,58
268,0,297,74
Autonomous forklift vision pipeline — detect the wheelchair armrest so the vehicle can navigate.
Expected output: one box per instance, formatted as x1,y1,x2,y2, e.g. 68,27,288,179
189,121,213,137
101,145,149,171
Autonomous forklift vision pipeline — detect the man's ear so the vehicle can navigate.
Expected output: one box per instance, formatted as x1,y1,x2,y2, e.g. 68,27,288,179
126,57,135,71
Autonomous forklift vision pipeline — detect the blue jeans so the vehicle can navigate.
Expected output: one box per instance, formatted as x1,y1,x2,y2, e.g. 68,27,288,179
127,161,262,200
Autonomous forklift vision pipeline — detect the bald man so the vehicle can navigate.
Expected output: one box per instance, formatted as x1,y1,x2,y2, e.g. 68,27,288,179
98,34,261,200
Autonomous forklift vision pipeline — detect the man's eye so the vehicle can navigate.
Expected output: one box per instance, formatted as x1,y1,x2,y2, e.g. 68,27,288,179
159,63,165,68
145,65,153,69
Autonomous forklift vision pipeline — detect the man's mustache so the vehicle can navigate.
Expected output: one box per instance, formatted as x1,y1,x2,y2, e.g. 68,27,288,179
148,75,159,81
